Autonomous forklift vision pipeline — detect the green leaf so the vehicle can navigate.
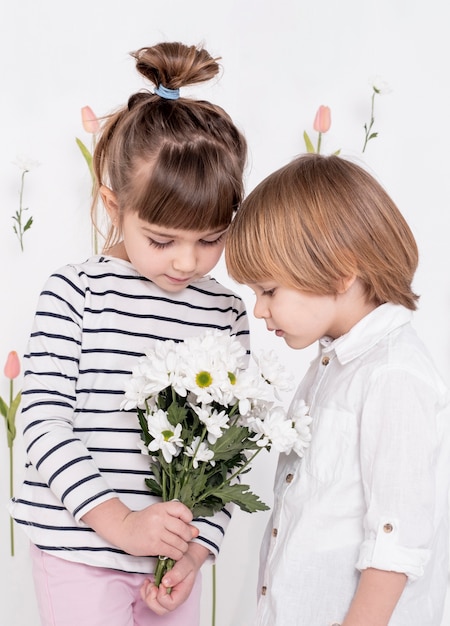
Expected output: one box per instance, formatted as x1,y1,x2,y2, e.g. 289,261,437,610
0,396,7,418
211,424,258,463
191,497,225,518
6,391,21,447
167,401,188,427
137,408,152,446
145,477,163,497
303,131,315,154
206,482,269,514
23,217,33,232
75,137,95,183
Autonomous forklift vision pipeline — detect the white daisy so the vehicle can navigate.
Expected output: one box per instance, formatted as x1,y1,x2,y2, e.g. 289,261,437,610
191,404,230,444
369,75,392,95
184,436,215,468
247,405,298,453
146,409,183,463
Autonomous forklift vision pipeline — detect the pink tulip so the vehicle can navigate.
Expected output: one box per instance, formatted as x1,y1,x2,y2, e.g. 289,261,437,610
313,105,331,134
81,106,100,134
4,351,20,380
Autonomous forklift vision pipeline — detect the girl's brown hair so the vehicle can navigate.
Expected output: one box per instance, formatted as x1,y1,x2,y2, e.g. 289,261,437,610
92,42,247,249
226,154,419,310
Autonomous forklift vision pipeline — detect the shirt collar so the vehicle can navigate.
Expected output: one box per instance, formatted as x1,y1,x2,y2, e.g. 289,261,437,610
319,303,413,364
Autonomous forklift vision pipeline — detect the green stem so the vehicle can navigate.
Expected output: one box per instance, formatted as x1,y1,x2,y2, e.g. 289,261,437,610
154,555,175,590
16,170,28,252
9,444,14,556
362,91,376,153
190,446,264,509
9,378,15,556
316,132,322,154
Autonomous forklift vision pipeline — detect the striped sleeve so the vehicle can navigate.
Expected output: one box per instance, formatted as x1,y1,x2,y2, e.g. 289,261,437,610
21,267,117,521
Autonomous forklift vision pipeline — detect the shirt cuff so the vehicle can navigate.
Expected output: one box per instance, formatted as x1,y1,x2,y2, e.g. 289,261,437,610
356,517,431,580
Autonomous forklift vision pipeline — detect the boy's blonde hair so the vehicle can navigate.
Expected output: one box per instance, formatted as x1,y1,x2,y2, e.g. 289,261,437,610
226,154,419,310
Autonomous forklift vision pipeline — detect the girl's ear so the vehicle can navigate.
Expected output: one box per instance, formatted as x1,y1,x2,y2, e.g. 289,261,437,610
100,185,120,223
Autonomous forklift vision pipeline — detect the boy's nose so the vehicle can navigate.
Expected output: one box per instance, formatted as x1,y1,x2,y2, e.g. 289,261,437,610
253,298,269,320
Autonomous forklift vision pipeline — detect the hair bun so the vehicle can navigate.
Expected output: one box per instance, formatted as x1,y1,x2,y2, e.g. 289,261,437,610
131,42,220,91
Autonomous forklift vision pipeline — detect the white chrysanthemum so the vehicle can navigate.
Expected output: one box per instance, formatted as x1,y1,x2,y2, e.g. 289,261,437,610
254,350,295,398
178,330,247,373
175,330,246,403
184,436,215,468
291,400,313,458
247,406,298,453
232,370,274,415
137,438,150,455
139,339,185,394
191,404,229,444
12,155,41,172
120,375,151,410
146,409,183,463
370,75,392,95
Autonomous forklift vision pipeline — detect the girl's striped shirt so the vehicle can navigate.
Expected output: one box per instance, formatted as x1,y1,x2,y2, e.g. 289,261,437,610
10,255,249,574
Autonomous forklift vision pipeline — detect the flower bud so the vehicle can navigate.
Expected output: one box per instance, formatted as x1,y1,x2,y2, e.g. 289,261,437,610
313,105,331,133
81,106,100,134
4,351,20,380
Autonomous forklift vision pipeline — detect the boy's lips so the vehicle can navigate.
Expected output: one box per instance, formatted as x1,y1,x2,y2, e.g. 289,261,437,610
267,326,285,337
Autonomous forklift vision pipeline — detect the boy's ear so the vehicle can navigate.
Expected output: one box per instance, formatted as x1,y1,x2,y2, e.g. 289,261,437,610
337,274,357,294
100,185,120,223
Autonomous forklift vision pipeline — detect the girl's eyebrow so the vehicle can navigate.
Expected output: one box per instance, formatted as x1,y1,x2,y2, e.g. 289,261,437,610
141,225,229,238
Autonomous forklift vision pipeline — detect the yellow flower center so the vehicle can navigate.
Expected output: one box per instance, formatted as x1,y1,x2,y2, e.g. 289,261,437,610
196,371,213,388
162,430,174,441
228,372,236,385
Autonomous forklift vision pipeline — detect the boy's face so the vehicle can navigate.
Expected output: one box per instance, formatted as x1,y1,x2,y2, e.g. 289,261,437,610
249,281,353,349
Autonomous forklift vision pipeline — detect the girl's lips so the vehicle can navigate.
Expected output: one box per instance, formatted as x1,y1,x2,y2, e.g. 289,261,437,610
165,274,194,284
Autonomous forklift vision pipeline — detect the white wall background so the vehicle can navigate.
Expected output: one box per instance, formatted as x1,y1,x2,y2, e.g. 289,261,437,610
1,1,449,624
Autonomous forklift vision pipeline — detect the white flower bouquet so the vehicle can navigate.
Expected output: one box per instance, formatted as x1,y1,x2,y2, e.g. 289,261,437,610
120,329,311,585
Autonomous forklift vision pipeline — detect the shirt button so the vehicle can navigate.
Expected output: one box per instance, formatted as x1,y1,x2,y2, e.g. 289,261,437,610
272,528,278,537
286,473,294,483
261,586,267,596
321,356,330,366
383,523,394,533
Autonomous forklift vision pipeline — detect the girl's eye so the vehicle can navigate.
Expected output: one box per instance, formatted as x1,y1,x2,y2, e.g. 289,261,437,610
147,238,172,249
199,233,225,247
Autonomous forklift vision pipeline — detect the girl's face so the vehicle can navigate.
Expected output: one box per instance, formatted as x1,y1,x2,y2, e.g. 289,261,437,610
119,211,227,292
249,280,359,349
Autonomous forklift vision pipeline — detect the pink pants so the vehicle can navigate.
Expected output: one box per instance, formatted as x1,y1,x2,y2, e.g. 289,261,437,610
30,544,202,626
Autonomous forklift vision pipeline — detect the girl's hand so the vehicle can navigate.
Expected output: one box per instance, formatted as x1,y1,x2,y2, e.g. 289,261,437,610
82,498,198,560
140,543,209,614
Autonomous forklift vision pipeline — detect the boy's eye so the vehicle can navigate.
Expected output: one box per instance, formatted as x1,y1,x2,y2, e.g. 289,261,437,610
262,288,275,297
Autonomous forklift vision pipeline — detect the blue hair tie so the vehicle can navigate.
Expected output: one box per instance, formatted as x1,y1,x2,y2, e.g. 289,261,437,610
154,84,180,100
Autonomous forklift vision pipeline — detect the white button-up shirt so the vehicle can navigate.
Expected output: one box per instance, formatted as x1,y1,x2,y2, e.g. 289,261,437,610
255,303,450,626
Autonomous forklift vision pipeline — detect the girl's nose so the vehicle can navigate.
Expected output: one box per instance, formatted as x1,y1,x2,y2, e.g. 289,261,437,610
172,246,196,273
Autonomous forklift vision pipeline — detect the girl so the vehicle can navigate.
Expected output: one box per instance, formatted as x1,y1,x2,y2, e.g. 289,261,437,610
225,154,450,626
10,42,248,625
